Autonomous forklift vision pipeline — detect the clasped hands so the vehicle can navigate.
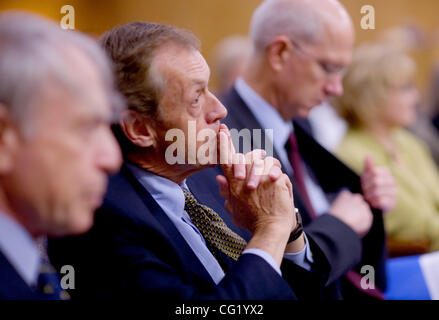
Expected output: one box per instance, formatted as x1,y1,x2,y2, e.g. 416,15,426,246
215,125,303,263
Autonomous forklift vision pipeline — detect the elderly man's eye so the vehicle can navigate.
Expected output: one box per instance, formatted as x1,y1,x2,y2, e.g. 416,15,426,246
320,61,346,75
193,92,202,105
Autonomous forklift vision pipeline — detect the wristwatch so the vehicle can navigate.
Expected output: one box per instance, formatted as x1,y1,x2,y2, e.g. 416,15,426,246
288,208,304,243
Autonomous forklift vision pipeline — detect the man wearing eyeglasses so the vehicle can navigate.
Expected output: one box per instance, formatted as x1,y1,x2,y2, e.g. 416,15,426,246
190,0,397,299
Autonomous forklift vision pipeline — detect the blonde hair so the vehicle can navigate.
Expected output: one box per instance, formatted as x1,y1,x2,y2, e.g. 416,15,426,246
333,44,416,128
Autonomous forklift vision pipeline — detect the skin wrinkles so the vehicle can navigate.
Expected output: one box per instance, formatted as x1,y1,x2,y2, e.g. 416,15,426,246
131,44,226,184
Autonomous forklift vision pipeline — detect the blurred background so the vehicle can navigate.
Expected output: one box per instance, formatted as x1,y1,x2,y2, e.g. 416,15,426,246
1,0,439,94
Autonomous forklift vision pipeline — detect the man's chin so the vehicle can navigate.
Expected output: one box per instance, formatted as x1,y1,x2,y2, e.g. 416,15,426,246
47,216,94,238
69,213,95,235
296,107,312,119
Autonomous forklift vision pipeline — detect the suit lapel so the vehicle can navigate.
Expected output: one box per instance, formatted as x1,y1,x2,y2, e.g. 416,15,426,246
0,250,42,299
222,87,262,133
293,120,362,194
112,165,217,286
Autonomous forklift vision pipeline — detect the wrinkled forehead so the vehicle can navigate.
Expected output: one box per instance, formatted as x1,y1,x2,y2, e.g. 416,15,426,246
35,50,112,122
310,23,354,67
153,45,211,87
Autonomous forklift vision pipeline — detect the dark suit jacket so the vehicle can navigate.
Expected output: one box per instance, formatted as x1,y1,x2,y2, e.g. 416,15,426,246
433,112,439,132
187,170,344,300
0,250,45,300
48,165,306,300
214,87,387,299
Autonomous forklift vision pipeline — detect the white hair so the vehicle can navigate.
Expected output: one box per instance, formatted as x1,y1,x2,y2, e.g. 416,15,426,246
0,12,124,136
249,0,325,53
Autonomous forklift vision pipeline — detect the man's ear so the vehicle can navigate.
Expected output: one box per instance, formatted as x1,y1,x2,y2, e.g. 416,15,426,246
0,104,20,173
267,35,292,72
119,109,156,148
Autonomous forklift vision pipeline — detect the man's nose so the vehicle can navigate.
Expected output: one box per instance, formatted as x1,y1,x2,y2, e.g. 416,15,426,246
324,75,344,97
206,92,228,123
98,129,123,174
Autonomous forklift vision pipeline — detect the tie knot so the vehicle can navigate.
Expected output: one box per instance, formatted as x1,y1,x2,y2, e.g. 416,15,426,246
181,187,192,201
182,187,198,210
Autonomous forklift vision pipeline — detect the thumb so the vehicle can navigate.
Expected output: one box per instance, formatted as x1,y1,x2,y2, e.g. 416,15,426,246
364,155,375,172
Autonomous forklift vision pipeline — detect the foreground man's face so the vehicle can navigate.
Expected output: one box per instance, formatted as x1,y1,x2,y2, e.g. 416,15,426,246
5,51,122,237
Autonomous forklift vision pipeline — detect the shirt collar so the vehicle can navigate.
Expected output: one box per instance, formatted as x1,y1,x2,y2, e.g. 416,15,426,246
127,163,188,220
0,212,40,286
234,77,293,151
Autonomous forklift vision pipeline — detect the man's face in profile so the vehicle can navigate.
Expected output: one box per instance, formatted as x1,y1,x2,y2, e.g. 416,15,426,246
276,27,354,120
151,45,228,168
3,50,122,237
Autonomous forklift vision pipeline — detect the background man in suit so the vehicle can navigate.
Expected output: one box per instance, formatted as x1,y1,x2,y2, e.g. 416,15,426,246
192,0,397,299
49,21,339,300
0,12,122,299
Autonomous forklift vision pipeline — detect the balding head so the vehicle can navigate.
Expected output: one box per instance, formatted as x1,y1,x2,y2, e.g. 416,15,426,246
250,0,353,53
243,0,355,120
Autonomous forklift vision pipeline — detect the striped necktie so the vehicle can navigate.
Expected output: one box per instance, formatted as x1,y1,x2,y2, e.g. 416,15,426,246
286,132,385,299
182,188,247,261
285,132,317,219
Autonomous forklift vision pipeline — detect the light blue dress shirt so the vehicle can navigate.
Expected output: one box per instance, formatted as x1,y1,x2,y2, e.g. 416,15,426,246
235,77,331,217
127,164,312,284
0,212,40,286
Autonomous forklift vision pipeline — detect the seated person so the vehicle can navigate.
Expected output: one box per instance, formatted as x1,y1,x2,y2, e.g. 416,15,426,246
49,21,344,300
0,12,122,299
334,44,439,252
210,0,397,299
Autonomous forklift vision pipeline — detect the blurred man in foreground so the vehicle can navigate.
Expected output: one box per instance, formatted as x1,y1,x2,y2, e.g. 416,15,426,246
0,12,122,299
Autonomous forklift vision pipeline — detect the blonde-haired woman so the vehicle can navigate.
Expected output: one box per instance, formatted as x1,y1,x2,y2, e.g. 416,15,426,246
334,44,439,252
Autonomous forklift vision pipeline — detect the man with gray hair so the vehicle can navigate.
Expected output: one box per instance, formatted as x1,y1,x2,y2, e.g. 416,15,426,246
0,12,122,299
192,0,397,299
47,20,341,300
